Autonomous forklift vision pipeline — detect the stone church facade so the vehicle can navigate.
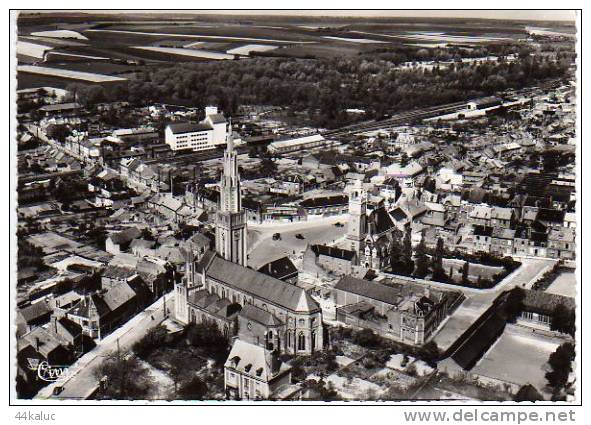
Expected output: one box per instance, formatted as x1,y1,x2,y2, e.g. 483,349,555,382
174,131,324,356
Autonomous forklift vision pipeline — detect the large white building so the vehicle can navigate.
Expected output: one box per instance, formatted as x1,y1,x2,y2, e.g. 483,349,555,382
267,134,337,155
164,106,228,152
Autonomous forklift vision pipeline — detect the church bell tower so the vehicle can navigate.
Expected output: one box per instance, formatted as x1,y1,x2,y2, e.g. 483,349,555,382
215,121,247,266
346,179,367,256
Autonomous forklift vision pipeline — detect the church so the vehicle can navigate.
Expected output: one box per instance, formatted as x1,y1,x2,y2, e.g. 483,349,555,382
346,180,398,270
174,131,324,356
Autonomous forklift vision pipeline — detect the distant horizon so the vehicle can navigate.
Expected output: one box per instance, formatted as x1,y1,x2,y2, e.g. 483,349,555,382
20,9,577,23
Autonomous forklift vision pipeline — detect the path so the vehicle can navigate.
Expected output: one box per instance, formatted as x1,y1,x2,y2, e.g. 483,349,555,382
431,257,558,351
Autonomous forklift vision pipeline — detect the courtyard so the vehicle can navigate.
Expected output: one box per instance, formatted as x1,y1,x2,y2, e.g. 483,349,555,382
470,324,565,397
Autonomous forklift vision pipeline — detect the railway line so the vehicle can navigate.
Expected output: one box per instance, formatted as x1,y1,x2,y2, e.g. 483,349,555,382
131,78,567,166
322,77,565,138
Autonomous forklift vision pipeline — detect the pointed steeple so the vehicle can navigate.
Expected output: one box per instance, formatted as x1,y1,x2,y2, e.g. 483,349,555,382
226,118,234,152
215,115,247,266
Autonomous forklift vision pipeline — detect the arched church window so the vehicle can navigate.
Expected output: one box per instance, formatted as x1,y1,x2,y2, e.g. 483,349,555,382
298,332,306,351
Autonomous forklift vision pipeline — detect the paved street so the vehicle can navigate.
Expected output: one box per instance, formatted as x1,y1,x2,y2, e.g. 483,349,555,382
432,257,558,351
247,215,348,269
35,294,175,400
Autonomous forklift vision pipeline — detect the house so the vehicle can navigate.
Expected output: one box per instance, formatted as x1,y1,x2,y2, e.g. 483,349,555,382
472,225,493,253
66,282,138,339
536,208,566,229
299,195,348,216
105,227,142,255
490,207,516,229
269,176,304,196
17,327,75,389
390,198,427,230
149,194,194,224
258,257,299,284
17,301,52,336
490,228,516,257
468,204,492,227
303,244,357,276
421,202,447,227
224,339,293,400
436,168,463,192
547,227,576,260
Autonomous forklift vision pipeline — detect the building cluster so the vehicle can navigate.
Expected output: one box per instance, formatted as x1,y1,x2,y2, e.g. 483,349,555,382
15,79,576,401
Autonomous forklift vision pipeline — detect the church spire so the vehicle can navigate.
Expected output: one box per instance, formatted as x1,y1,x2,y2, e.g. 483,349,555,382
215,115,247,267
226,118,234,152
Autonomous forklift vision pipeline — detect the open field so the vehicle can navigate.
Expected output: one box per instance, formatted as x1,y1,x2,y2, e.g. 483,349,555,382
17,14,572,88
132,46,235,60
16,40,53,59
226,44,278,55
18,65,127,83
85,28,315,44
30,29,88,40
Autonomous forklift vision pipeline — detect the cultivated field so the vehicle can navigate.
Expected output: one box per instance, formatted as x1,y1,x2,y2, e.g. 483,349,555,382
18,65,127,83
16,13,574,89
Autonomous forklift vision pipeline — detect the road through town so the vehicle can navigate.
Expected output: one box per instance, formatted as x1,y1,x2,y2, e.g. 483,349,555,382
35,294,175,400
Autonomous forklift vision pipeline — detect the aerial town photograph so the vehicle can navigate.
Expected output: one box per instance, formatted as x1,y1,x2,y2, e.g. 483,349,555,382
10,8,579,407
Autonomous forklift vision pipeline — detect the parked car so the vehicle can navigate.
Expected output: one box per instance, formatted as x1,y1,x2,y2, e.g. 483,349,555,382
334,222,344,227
272,233,281,241
295,233,305,240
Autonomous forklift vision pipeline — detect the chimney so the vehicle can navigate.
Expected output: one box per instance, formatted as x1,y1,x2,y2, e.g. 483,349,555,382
35,337,40,352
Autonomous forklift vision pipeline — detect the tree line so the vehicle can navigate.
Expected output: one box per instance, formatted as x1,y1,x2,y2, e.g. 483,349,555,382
66,52,571,129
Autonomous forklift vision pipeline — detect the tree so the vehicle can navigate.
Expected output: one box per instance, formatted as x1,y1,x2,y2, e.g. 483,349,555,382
414,234,429,278
132,326,168,359
419,341,440,364
545,342,575,396
504,287,526,322
514,384,543,402
389,229,404,273
352,329,381,348
461,261,470,285
185,322,230,365
46,124,71,143
401,226,414,275
431,238,447,282
551,304,575,337
178,376,208,400
95,350,154,400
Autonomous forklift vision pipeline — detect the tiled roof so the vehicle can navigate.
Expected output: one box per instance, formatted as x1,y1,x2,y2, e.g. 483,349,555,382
205,255,319,313
300,195,348,209
522,289,575,315
168,122,212,134
18,301,52,324
206,113,226,124
239,304,283,327
224,339,290,381
310,244,356,261
368,207,395,235
258,257,298,281
334,276,405,306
